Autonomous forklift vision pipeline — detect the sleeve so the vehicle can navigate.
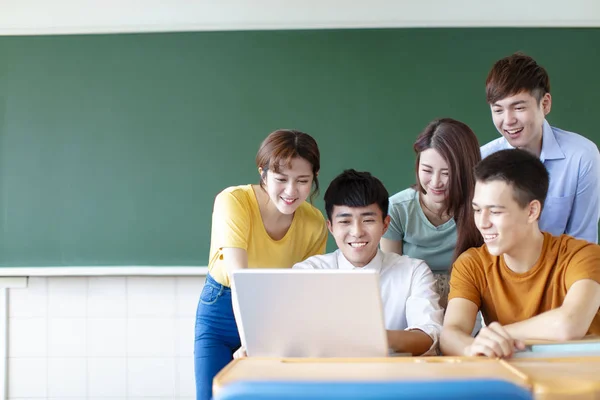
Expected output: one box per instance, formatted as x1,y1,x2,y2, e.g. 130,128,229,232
564,241,600,289
303,216,328,259
382,201,405,241
404,260,444,356
448,251,483,307
292,256,324,270
566,147,600,243
211,190,251,251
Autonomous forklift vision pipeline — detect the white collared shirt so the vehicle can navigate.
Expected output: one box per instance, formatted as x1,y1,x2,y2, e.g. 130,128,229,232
293,249,443,355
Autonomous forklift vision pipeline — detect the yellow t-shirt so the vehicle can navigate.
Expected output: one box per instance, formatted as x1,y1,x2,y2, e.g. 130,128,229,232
449,232,600,335
208,185,328,287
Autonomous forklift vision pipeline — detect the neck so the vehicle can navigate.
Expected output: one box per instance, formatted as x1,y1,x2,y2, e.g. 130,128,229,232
521,127,544,158
253,185,293,225
503,230,545,273
420,192,448,216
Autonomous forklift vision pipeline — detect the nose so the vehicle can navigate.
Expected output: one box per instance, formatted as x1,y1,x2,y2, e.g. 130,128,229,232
350,221,365,238
505,109,517,125
477,209,492,230
431,172,442,188
285,180,298,195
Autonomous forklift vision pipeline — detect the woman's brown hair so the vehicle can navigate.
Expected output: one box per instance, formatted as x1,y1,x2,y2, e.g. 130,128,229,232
413,118,484,260
256,129,321,202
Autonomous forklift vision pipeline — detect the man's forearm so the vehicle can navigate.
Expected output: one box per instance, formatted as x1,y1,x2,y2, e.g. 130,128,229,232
387,329,434,356
505,307,584,341
439,326,475,356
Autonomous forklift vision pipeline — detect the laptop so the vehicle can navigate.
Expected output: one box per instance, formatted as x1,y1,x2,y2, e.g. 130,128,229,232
231,268,389,358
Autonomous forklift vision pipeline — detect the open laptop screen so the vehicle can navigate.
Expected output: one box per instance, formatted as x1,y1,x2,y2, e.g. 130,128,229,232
231,269,388,357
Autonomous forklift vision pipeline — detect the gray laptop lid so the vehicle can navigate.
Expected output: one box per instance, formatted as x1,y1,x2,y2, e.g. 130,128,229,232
231,268,388,357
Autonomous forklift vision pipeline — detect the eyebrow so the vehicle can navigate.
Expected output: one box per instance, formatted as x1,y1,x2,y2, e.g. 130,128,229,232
421,163,449,170
472,202,507,209
274,172,312,178
492,100,527,108
335,211,378,218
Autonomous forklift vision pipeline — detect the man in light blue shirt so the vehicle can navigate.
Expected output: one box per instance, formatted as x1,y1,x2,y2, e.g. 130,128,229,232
481,53,600,243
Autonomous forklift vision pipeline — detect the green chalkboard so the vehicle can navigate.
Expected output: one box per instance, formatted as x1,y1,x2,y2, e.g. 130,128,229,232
0,28,598,267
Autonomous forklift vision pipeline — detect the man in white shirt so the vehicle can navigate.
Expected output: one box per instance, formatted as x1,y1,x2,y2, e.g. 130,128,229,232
293,169,443,356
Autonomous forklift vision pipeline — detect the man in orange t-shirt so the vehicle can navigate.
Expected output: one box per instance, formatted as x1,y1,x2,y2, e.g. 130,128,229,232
440,149,600,358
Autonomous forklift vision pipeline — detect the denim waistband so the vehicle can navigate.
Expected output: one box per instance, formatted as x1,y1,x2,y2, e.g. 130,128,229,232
206,273,231,291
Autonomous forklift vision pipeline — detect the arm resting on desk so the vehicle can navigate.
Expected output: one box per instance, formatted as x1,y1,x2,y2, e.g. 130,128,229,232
387,329,433,356
505,279,600,341
441,298,525,357
440,297,477,356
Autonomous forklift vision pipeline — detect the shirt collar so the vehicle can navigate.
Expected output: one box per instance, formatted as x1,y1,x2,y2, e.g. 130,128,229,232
539,119,565,162
336,249,384,272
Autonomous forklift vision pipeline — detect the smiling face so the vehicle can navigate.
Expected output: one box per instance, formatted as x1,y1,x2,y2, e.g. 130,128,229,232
327,203,390,268
262,156,314,215
472,179,540,257
490,91,551,156
418,148,450,206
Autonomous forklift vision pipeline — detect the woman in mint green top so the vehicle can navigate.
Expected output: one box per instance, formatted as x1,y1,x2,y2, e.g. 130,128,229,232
381,118,482,307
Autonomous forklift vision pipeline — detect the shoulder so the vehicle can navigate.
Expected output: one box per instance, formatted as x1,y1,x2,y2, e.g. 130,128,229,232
214,185,255,212
389,187,418,206
551,233,600,259
453,245,491,272
388,188,420,219
381,251,429,275
216,184,253,203
295,201,327,227
481,137,510,158
292,251,338,269
551,126,600,164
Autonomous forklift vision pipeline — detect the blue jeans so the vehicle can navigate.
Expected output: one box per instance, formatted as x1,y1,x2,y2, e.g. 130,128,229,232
194,274,241,400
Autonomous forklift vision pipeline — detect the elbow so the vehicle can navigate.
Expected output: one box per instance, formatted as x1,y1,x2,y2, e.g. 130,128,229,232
439,329,455,356
554,315,588,341
439,325,471,356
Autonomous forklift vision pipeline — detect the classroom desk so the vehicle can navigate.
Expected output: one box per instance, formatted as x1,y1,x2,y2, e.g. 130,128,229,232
212,356,600,400
509,356,600,399
213,357,532,399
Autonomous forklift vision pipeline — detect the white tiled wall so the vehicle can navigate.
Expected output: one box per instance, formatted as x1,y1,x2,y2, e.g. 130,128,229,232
7,275,205,400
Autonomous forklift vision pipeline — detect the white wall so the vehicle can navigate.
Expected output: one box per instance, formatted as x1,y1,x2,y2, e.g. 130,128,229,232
1,0,599,35
6,276,204,400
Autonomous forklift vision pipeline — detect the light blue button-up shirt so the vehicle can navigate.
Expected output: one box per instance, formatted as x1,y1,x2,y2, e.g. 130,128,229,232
481,120,600,243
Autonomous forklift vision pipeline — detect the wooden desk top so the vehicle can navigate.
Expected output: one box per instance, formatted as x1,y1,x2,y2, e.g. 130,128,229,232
213,357,530,394
214,356,600,399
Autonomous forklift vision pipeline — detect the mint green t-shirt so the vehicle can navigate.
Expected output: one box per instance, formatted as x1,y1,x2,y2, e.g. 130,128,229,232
382,188,456,273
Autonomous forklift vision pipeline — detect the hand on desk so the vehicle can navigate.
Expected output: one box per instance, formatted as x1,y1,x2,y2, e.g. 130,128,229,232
233,346,247,359
465,322,525,358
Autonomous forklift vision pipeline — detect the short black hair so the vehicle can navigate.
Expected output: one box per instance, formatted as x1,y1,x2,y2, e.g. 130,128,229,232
475,149,549,210
324,169,389,221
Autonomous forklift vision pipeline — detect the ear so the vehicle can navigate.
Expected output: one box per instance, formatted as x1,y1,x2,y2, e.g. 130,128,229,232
382,215,391,235
326,219,334,235
541,93,552,116
527,199,542,223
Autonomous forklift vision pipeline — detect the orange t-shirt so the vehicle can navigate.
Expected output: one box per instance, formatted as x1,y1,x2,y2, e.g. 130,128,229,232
449,232,600,335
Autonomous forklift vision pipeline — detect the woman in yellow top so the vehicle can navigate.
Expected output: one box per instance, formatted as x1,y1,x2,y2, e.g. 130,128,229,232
194,129,328,400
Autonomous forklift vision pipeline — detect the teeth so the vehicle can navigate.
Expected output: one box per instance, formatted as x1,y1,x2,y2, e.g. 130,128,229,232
349,242,367,248
506,128,522,134
483,234,498,241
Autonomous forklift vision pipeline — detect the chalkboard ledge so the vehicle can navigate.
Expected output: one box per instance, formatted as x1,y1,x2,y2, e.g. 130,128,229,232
0,266,208,277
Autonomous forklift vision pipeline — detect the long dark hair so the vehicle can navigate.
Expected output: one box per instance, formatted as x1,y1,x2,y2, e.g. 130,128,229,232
413,118,484,260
